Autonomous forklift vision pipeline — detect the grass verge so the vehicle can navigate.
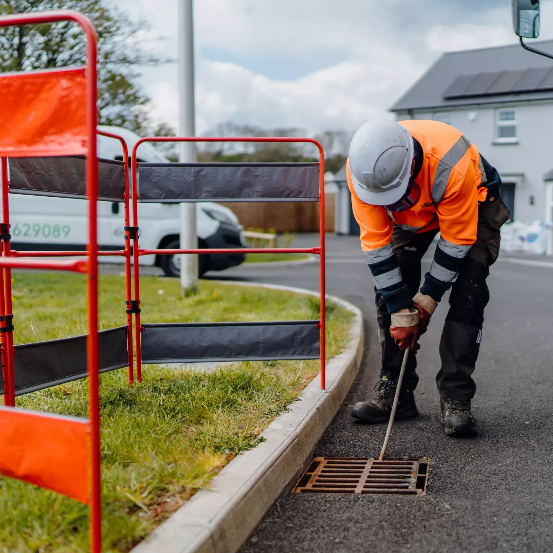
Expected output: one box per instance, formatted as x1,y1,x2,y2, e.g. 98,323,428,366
0,272,353,553
244,253,310,263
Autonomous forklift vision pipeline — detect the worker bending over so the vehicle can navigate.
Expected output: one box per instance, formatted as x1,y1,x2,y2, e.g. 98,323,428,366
348,119,510,437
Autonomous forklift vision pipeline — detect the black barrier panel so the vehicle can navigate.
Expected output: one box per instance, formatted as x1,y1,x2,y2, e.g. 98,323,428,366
9,156,126,201
141,321,320,363
137,162,320,202
0,326,128,396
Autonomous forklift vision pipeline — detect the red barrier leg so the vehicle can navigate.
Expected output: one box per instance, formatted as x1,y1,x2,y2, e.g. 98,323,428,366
0,158,7,405
318,145,326,390
131,154,142,383
0,158,13,406
123,195,134,386
2,157,15,405
133,237,142,383
4,251,14,406
81,20,102,553
0,264,9,406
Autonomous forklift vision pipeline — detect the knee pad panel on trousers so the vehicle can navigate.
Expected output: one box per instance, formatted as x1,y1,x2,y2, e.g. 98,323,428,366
446,259,490,328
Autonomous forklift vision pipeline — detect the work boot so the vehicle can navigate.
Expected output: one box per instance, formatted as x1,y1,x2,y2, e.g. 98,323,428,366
440,398,477,437
351,378,419,424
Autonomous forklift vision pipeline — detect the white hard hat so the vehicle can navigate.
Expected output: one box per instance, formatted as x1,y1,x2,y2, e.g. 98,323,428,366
348,119,413,206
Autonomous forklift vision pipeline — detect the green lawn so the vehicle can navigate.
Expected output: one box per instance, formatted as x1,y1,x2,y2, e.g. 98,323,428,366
0,272,353,553
244,253,310,263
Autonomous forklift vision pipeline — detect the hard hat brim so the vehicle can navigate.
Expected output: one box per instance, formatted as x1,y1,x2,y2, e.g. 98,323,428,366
350,167,411,206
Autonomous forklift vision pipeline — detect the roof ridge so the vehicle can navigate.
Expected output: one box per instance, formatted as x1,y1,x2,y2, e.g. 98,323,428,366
442,38,553,56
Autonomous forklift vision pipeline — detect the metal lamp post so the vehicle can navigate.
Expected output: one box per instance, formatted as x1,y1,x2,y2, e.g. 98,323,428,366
178,0,198,294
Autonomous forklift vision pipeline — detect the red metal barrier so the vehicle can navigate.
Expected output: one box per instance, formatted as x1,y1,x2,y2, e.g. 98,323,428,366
10,250,127,257
97,129,134,386
0,10,102,552
131,137,327,389
2,140,133,391
0,13,327,551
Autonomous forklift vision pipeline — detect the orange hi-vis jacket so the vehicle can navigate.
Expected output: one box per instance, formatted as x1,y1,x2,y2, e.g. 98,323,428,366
348,120,494,312
347,119,488,252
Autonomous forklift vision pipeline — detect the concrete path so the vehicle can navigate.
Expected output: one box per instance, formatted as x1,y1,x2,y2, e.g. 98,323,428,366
208,234,553,553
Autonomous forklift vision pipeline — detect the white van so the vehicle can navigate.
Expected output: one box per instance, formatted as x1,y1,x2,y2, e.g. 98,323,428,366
5,126,246,277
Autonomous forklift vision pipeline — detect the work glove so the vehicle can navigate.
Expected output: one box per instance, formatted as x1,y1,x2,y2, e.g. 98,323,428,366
390,309,420,352
412,292,437,335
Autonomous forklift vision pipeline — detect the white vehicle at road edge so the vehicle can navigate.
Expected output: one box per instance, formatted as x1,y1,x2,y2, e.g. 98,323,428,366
5,126,246,277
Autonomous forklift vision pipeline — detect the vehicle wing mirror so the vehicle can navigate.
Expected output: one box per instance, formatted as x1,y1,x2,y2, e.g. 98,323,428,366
513,0,540,38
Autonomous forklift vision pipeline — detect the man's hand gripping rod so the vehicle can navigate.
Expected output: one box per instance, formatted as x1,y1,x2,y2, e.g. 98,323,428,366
379,346,410,461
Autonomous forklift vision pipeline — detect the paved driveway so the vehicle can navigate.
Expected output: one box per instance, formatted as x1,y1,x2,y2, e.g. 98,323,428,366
209,233,553,553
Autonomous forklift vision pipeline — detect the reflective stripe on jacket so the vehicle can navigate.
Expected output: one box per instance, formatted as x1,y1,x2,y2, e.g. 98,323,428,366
347,119,487,253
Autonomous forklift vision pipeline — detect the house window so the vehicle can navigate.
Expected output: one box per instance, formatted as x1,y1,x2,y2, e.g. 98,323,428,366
496,109,517,142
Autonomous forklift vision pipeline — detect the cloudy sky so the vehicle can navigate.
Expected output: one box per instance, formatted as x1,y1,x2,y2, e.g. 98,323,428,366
115,0,553,135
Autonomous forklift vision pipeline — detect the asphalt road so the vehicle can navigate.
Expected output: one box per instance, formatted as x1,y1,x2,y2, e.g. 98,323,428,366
207,233,553,553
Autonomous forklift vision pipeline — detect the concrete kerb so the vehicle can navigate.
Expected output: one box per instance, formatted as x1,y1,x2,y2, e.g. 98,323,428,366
131,281,364,553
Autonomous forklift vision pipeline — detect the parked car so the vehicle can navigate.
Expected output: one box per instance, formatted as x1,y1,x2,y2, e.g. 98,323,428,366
4,126,246,277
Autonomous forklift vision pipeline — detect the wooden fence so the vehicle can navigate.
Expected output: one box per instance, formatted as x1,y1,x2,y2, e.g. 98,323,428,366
222,193,335,233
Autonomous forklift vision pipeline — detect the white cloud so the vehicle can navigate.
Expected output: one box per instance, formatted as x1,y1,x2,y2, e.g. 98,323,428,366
425,24,514,53
121,0,529,135
194,0,369,58
145,81,179,127
146,45,427,135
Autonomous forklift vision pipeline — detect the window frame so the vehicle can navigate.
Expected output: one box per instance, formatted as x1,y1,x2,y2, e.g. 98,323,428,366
495,108,518,143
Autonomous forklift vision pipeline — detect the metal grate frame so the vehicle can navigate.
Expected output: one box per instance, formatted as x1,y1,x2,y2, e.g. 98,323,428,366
293,457,429,496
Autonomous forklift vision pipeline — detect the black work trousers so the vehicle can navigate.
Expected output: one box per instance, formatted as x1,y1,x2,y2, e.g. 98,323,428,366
375,197,510,400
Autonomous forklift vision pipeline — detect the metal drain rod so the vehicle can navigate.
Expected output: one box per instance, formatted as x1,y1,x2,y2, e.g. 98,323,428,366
379,346,410,461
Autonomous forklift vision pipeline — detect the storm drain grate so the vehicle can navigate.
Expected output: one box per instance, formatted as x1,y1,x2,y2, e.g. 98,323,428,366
293,457,429,495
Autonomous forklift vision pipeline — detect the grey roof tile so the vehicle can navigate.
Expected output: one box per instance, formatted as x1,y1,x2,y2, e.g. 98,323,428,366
391,40,553,112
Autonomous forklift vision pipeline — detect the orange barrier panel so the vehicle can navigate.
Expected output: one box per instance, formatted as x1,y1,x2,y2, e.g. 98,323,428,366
0,406,89,503
0,68,87,158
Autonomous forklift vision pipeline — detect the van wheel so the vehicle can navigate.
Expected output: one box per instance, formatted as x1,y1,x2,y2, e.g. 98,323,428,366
160,239,209,278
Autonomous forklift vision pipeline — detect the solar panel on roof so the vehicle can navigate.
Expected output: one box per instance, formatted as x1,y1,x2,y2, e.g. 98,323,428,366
442,67,553,99
511,67,552,92
442,74,477,99
462,71,501,96
486,69,526,94
536,68,553,90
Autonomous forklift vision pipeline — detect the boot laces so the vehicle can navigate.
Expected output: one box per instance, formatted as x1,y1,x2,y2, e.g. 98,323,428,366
374,379,397,399
444,399,470,415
